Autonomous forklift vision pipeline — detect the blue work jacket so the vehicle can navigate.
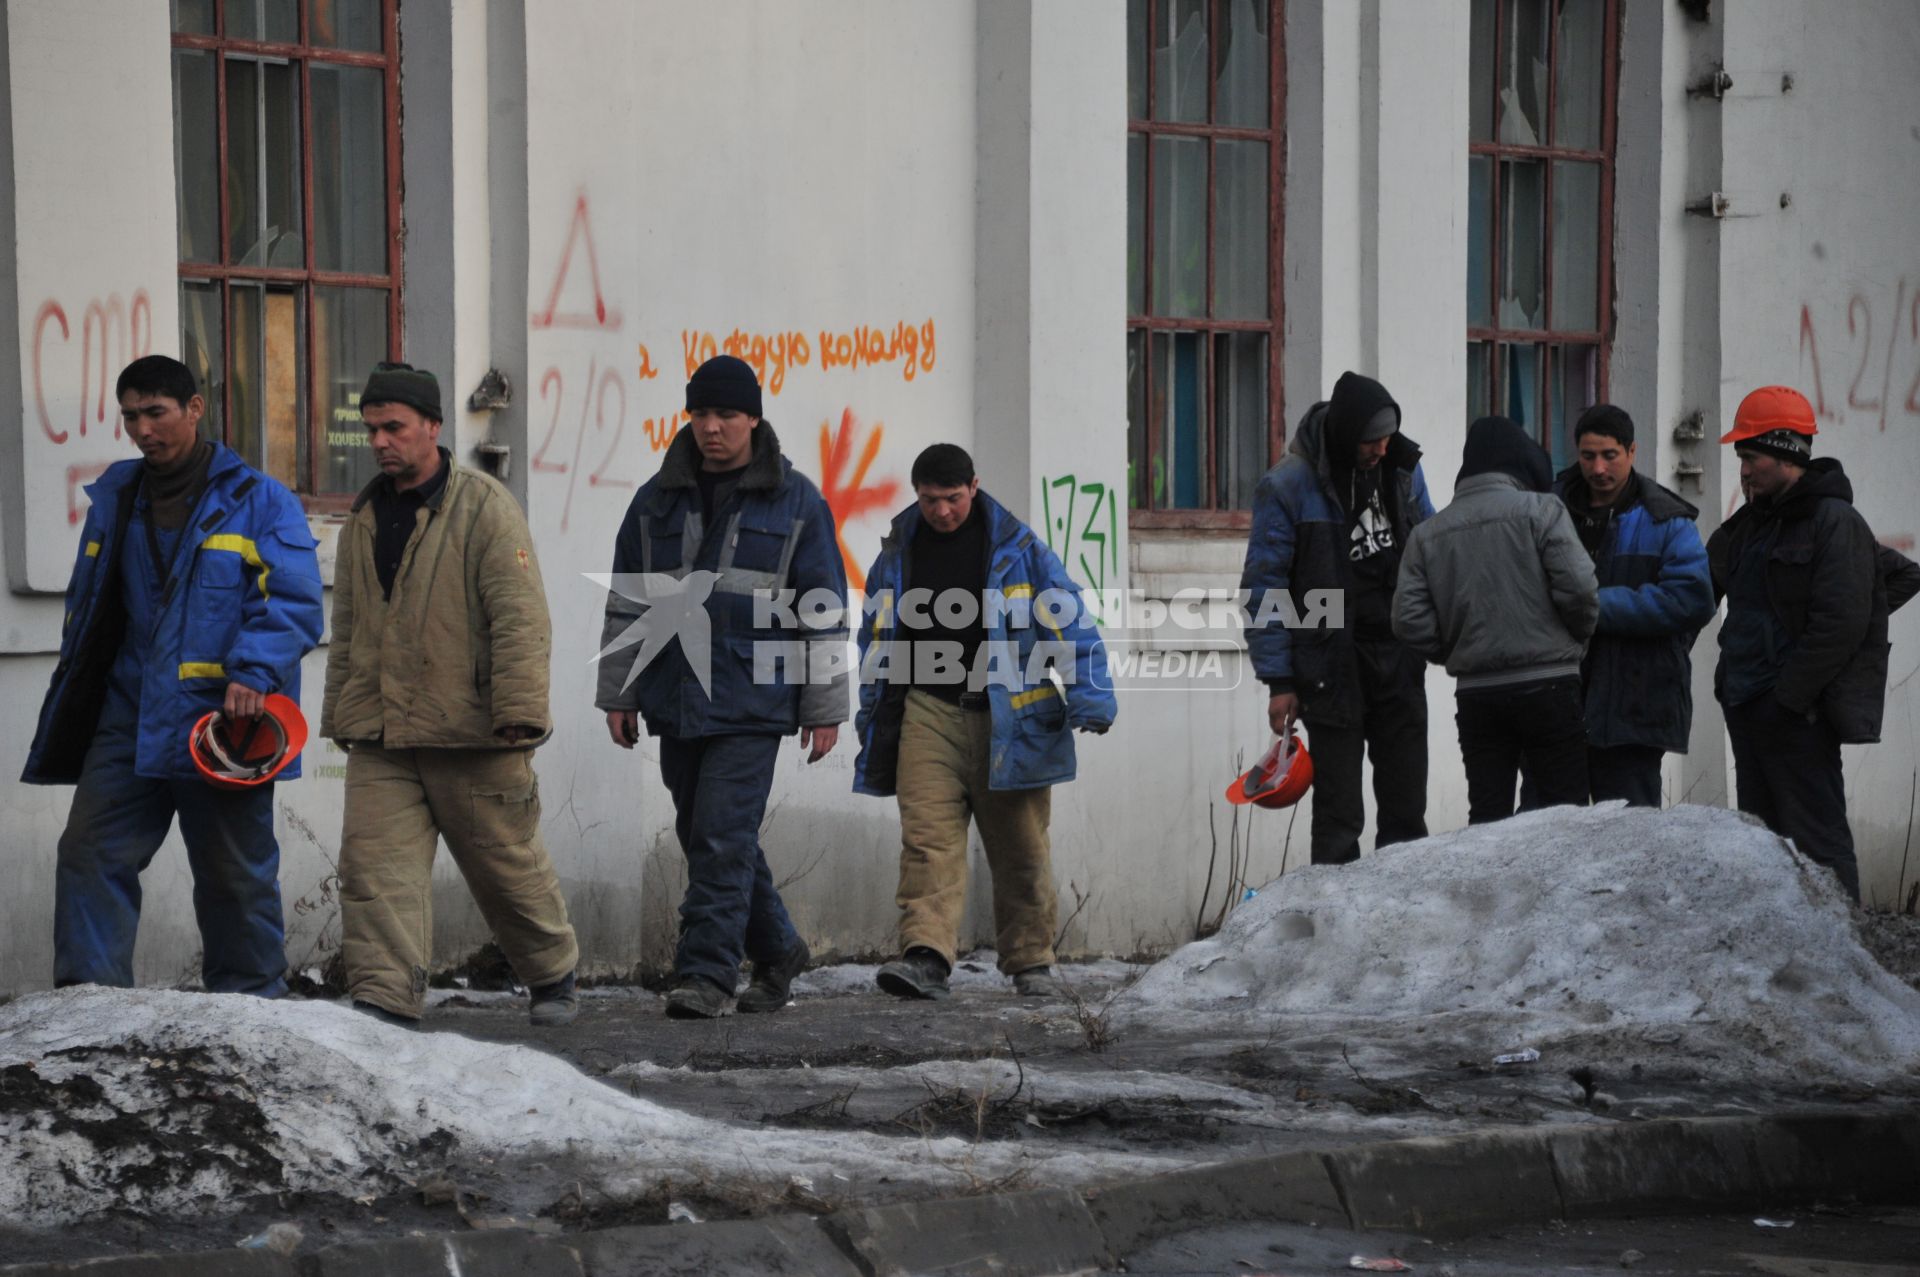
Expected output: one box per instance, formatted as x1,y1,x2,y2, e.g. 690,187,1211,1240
23,444,324,783
853,491,1116,795
596,422,851,738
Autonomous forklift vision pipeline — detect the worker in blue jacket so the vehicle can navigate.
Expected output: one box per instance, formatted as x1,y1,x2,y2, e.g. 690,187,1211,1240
22,356,324,995
597,355,849,1020
855,444,1115,1003
1548,405,1715,806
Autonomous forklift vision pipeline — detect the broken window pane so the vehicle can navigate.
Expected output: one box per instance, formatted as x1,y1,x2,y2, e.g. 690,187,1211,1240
1153,0,1208,123
1553,0,1605,150
1214,0,1268,128
1497,0,1549,146
225,58,304,268
1499,159,1545,330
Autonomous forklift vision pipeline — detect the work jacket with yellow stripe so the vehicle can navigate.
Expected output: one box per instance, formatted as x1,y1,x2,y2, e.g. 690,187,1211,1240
23,444,323,783
853,491,1116,796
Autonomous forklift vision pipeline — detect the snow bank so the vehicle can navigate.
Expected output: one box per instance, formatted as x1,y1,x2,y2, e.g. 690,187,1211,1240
0,988,1177,1227
1119,804,1920,1087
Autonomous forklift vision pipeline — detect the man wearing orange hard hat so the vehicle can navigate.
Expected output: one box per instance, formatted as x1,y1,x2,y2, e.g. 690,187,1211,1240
1707,385,1920,903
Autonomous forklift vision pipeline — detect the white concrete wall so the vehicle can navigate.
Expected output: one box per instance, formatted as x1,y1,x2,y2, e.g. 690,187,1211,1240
1714,0,1920,908
3,0,1915,994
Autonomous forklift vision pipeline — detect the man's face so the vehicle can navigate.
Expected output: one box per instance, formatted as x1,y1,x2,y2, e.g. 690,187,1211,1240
1738,448,1802,503
1354,437,1391,470
916,479,978,534
362,402,443,489
690,407,756,470
121,391,205,469
1576,433,1636,506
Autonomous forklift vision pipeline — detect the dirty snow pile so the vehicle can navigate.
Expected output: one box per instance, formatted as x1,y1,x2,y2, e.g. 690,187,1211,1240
1121,803,1920,1088
0,988,1178,1227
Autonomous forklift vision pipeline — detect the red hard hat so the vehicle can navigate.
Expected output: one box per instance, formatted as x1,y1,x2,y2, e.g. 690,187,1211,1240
1226,732,1314,809
1720,385,1817,445
189,693,309,790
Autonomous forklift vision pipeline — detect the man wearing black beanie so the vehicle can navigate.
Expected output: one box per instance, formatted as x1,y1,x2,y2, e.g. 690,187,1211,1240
598,355,849,1019
323,362,581,1028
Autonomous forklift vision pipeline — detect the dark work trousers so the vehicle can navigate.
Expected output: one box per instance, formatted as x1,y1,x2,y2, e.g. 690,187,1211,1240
1302,638,1429,864
1522,742,1665,809
658,733,801,991
54,714,286,996
1455,676,1588,825
1724,696,1859,903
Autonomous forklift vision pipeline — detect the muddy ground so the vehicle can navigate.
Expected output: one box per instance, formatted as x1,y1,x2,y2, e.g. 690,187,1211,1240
0,942,1913,1267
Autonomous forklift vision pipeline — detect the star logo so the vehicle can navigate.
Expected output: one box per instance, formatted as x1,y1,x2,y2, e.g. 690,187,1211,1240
587,570,719,695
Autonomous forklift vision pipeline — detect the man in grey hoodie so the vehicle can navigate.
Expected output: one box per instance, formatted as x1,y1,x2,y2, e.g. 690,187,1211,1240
1393,416,1599,824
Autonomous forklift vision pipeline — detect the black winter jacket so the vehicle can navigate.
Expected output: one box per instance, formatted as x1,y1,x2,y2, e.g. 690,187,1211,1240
1706,459,1906,743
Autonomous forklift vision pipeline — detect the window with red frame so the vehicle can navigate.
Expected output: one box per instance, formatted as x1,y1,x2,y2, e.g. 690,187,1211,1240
170,0,401,503
1467,0,1618,471
1127,0,1284,527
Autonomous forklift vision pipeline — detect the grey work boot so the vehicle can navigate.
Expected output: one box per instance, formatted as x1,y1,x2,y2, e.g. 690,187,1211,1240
738,939,810,1014
665,975,735,1020
876,947,952,1001
1012,966,1064,999
529,971,578,1026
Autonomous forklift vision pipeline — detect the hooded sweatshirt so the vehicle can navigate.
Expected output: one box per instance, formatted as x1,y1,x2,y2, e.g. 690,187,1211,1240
1323,371,1405,637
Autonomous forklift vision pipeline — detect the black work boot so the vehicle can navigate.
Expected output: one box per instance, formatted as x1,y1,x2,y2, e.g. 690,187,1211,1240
875,947,952,1001
1012,966,1063,999
351,1000,418,1029
737,939,810,1014
529,971,579,1026
664,975,735,1019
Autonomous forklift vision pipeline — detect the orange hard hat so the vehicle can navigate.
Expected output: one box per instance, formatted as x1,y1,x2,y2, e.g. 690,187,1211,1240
1720,385,1818,445
189,693,309,790
1226,732,1314,809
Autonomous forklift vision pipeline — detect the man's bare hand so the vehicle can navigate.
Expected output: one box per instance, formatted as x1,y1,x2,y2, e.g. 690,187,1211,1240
606,710,639,749
801,725,838,763
1267,692,1299,737
224,681,265,720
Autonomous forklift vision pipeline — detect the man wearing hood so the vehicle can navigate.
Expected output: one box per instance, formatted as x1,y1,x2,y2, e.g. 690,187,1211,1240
1242,371,1436,864
1393,416,1598,823
1708,386,1920,904
1550,405,1716,807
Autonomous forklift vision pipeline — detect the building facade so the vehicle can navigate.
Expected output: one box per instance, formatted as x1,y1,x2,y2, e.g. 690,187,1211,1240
0,0,1915,990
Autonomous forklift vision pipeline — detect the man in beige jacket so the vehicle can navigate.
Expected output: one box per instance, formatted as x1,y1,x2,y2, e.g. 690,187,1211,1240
322,363,579,1027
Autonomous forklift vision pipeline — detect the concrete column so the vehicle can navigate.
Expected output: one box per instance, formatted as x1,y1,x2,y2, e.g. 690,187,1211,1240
974,1,1128,601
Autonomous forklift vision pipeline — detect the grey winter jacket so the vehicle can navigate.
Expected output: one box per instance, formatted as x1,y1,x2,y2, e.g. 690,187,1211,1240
1392,473,1599,690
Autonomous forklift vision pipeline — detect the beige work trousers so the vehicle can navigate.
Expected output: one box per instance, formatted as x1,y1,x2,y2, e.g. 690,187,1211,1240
339,745,578,1018
895,690,1056,974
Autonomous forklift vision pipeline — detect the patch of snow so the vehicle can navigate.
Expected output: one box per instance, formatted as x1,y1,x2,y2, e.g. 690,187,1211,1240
0,988,1181,1227
1118,805,1920,1087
